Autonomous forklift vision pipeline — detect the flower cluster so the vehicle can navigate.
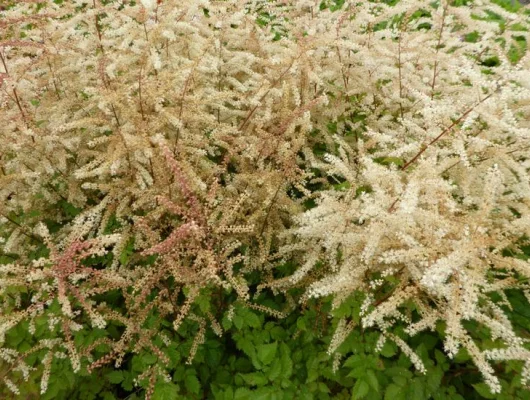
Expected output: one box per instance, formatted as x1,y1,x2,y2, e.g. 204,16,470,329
0,0,529,395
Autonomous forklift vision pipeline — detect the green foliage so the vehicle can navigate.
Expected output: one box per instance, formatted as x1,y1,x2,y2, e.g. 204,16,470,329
4,284,528,399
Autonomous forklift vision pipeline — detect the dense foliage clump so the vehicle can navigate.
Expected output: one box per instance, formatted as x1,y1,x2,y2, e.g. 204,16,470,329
1,0,530,398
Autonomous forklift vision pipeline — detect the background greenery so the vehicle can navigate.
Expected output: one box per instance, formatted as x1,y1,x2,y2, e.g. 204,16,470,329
5,257,530,399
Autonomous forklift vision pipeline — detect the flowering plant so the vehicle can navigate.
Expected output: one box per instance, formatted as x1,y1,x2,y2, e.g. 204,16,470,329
1,0,529,397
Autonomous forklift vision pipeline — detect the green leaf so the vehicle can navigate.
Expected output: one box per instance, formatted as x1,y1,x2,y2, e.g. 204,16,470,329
344,355,365,369
184,374,200,395
426,367,443,394
472,383,497,399
119,238,135,265
385,367,413,380
236,335,262,369
334,181,351,191
380,340,397,358
453,348,471,363
257,342,278,365
153,382,179,400
233,315,244,330
237,336,255,357
59,200,82,218
374,157,404,167
167,346,181,365
280,343,293,378
255,387,279,400
234,388,253,399
142,353,158,365
101,392,117,400
385,384,406,400
246,312,261,329
106,371,123,384
196,294,211,313
221,387,234,400
352,379,370,399
239,372,268,387
222,315,233,330
306,357,320,383
366,370,379,392
407,379,426,400
318,382,330,393
434,350,447,366
267,357,282,381
269,326,285,341
122,372,134,391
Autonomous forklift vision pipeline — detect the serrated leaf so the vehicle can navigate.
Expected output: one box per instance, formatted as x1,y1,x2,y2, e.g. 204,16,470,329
385,384,406,400
236,336,254,357
233,315,244,330
267,357,282,381
318,382,329,393
142,353,158,365
352,379,370,399
239,372,268,387
344,355,365,369
434,350,446,366
385,367,413,379
196,295,210,313
296,317,307,331
222,315,233,330
255,387,279,400
407,379,426,400
131,355,145,372
280,344,293,378
184,374,200,395
269,326,285,341
236,336,261,369
366,370,379,392
453,348,471,363
153,382,179,400
257,342,278,365
380,341,397,358
167,347,180,365
472,383,497,399
222,387,234,400
234,387,253,399
246,312,261,328
106,370,123,384
101,392,117,400
306,357,320,383
426,367,443,394
347,368,366,379
122,372,134,391
173,366,186,382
